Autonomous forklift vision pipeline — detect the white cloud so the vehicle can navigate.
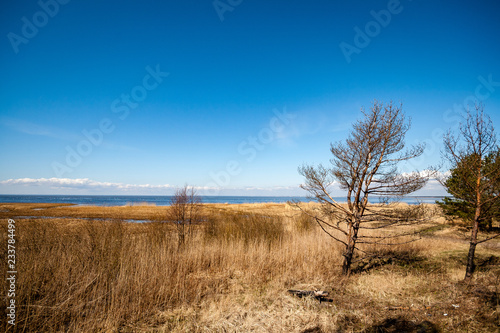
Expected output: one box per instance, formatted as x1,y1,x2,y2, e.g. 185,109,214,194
0,178,173,192
0,178,308,196
400,170,450,179
0,172,449,197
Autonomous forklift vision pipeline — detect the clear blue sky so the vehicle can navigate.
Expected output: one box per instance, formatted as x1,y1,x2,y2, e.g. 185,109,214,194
1,0,499,195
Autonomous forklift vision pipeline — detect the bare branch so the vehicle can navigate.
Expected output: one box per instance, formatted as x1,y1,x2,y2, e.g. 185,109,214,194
477,233,500,244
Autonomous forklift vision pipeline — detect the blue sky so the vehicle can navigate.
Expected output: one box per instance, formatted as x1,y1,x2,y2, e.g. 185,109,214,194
1,0,499,196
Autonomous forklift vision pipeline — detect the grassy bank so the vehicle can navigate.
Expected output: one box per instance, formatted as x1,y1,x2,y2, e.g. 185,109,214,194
1,203,499,332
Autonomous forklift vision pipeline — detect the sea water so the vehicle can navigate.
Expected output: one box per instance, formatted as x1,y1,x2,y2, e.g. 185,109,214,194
0,195,446,206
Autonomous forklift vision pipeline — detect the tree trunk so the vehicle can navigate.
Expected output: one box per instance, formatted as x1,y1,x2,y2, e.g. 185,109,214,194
342,243,355,275
465,201,481,282
177,222,185,247
464,238,477,283
342,217,360,275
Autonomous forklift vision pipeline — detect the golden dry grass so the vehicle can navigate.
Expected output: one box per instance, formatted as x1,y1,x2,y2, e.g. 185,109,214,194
0,202,499,332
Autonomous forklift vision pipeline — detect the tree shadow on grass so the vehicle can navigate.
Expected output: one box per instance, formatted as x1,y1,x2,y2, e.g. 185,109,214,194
446,253,500,272
469,283,500,309
363,316,439,333
351,249,426,274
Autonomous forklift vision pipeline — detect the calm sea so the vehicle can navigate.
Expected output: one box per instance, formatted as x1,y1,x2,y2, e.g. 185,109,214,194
0,195,445,206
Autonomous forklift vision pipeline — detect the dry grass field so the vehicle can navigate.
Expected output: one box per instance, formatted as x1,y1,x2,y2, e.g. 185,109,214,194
1,202,499,332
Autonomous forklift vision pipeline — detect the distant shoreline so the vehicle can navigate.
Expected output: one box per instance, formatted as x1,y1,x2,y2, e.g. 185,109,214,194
0,194,448,206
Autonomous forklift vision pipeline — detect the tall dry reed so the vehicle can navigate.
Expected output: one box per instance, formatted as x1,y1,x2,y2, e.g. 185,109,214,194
0,211,342,332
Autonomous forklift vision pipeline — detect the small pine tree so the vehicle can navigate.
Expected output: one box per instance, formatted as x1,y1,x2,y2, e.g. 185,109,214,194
440,104,500,281
437,151,500,231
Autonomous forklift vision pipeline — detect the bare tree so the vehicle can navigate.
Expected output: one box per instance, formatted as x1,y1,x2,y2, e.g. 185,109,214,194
168,185,202,246
298,101,428,275
441,104,500,282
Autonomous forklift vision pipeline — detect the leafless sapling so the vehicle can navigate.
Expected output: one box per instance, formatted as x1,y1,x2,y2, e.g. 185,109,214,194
168,185,202,247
